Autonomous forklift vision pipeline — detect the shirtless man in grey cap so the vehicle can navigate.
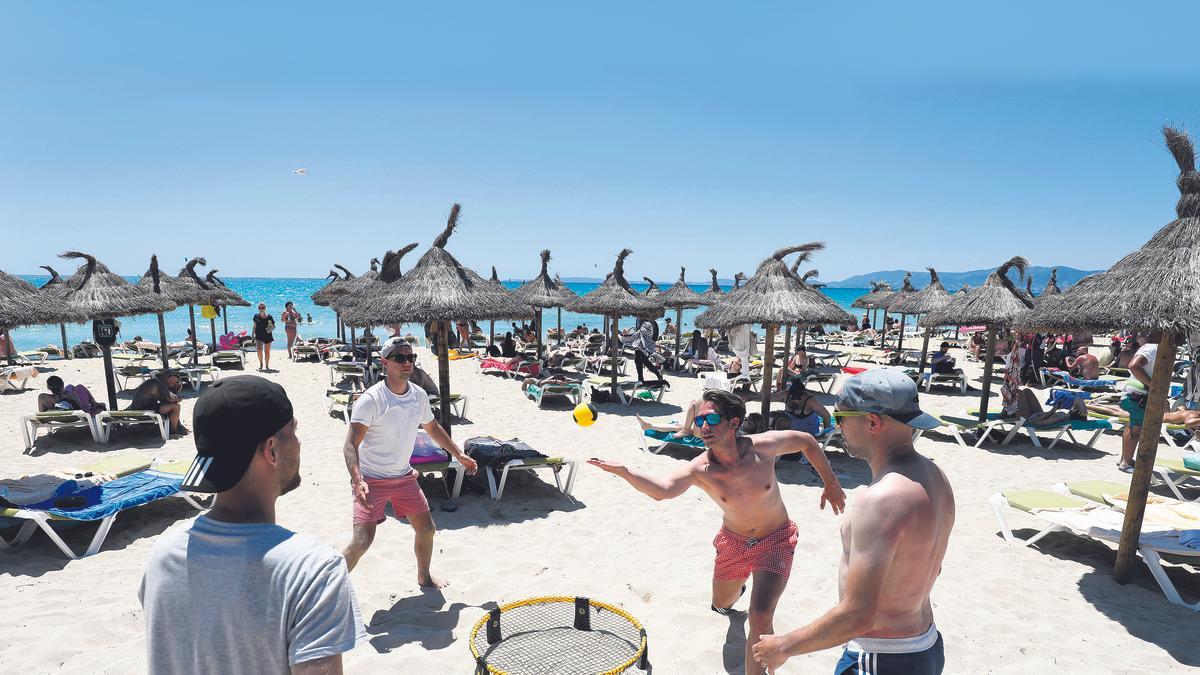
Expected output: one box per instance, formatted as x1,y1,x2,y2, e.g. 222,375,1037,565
754,368,954,675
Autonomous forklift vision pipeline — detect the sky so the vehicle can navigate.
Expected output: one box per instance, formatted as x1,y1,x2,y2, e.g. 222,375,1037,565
3,2,1200,283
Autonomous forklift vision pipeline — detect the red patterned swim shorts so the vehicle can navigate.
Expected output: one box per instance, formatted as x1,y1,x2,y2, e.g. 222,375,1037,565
712,520,799,581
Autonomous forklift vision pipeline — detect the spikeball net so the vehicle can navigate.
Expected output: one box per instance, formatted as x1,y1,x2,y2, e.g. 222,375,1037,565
470,596,650,675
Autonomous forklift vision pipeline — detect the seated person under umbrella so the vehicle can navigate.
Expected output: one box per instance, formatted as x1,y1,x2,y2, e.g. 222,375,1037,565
37,376,105,414
1065,346,1101,380
128,371,186,436
772,378,832,436
930,342,960,375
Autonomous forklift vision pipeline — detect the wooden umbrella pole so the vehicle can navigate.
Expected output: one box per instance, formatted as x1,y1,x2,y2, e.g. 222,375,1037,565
783,324,792,360
760,324,777,420
879,309,888,348
1114,332,1177,583
101,342,118,411
673,306,683,371
60,323,70,359
801,325,807,348
363,327,373,385
977,326,997,423
488,319,495,351
437,320,453,437
896,314,907,353
536,307,543,360
209,317,218,355
610,314,620,399
557,307,562,346
156,313,170,370
223,307,229,335
188,304,198,366
917,325,933,376
349,326,356,360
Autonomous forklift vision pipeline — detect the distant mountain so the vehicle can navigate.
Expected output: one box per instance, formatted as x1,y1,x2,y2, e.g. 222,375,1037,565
826,266,1100,292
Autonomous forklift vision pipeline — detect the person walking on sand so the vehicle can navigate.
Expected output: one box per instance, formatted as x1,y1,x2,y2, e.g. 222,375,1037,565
253,302,275,371
752,369,953,674
141,376,365,674
590,389,846,675
341,337,478,587
281,301,302,359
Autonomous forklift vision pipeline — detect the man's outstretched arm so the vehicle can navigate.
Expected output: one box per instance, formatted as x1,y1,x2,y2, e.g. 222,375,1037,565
588,458,695,501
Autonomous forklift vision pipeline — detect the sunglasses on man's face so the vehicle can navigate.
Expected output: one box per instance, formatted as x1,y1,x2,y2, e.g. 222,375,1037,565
832,410,870,426
693,413,725,427
388,353,418,364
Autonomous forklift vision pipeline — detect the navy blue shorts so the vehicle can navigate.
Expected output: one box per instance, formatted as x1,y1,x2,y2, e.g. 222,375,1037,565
834,631,944,675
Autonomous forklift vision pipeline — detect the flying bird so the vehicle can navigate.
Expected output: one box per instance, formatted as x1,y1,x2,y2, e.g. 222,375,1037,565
293,168,308,175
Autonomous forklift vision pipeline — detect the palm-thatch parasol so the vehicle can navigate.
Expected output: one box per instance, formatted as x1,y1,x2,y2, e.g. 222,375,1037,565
511,250,575,359
890,268,953,375
552,273,577,345
569,249,662,398
1024,276,1037,303
657,266,707,369
852,281,895,344
204,269,251,337
173,258,231,366
781,250,818,354
699,268,723,304
331,247,419,367
0,269,55,364
481,266,513,348
1019,126,1200,583
925,256,1032,423
54,251,177,409
341,204,533,431
135,256,189,369
1042,268,1061,296
642,277,661,298
884,273,918,352
696,243,854,419
312,265,356,341
38,266,73,359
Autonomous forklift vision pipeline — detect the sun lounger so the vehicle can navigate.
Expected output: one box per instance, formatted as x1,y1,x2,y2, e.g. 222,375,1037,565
1041,369,1121,392
21,411,100,451
1153,458,1200,502
586,376,669,405
327,360,369,389
0,458,208,560
211,350,246,369
1085,410,1198,450
640,428,706,453
479,356,542,379
527,382,583,408
989,487,1200,611
936,413,1024,447
291,344,323,362
16,350,48,366
96,410,170,443
1015,418,1112,450
1,365,37,392
1054,479,1129,504
921,370,968,394
429,393,468,419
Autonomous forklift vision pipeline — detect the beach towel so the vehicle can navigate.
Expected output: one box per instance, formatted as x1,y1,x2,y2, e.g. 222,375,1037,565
644,428,705,448
463,436,547,470
1185,453,1200,472
1061,374,1118,389
1048,389,1091,409
66,383,106,415
20,468,181,520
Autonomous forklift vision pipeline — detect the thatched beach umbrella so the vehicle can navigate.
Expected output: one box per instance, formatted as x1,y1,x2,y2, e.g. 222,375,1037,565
204,269,251,337
696,243,854,419
341,204,533,431
512,250,575,359
890,268,953,375
885,272,917,352
38,266,73,359
481,266,512,349
135,256,190,370
54,252,177,409
926,257,1032,423
642,277,661,298
552,273,576,345
699,268,723,304
331,247,419,372
0,269,52,364
569,249,662,399
1020,126,1200,584
174,258,230,366
853,281,895,344
1042,268,1061,296
312,265,356,341
657,267,706,370
781,251,818,354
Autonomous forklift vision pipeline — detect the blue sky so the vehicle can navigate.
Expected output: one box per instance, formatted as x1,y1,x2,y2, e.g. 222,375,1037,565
2,2,1199,283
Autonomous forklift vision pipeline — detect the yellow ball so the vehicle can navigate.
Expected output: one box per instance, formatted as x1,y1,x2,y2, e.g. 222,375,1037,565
573,402,599,427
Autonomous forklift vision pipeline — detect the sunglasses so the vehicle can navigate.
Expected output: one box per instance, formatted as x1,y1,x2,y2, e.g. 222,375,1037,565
832,410,870,426
693,413,725,427
387,353,418,364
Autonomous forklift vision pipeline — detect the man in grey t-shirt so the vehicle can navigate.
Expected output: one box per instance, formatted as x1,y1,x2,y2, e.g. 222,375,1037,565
140,376,364,674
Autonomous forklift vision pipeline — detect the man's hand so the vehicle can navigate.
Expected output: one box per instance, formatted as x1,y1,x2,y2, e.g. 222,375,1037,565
587,458,628,477
821,482,847,514
351,478,369,506
457,454,478,475
751,633,790,673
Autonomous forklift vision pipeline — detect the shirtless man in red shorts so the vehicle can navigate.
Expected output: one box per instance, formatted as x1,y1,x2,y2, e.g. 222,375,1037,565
589,389,846,675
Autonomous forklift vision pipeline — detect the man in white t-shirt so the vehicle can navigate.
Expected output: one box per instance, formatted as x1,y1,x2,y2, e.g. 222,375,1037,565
342,337,477,587
1117,332,1160,473
141,376,365,674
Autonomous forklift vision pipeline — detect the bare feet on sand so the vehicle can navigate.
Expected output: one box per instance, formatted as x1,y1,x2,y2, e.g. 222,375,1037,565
419,575,450,589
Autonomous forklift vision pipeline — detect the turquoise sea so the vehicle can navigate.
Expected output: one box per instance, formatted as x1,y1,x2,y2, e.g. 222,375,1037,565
10,276,873,349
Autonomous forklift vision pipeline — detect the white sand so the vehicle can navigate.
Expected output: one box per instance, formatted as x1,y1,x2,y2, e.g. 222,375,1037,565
1,344,1197,674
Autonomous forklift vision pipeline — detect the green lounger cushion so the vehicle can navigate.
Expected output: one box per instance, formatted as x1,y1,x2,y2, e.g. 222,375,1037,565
1067,480,1128,503
1157,458,1200,477
32,411,87,422
1003,489,1088,513
106,411,159,419
938,415,980,429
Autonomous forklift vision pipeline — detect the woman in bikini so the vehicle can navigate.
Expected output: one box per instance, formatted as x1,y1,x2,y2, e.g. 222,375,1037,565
281,301,302,359
773,379,832,436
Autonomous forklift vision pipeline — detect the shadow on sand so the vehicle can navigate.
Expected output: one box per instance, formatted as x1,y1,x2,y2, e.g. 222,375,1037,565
366,589,489,654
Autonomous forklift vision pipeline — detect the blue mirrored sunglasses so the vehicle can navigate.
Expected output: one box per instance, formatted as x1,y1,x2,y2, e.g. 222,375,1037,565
693,413,723,427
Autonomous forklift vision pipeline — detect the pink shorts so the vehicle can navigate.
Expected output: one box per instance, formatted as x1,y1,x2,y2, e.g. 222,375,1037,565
352,473,430,526
713,520,799,581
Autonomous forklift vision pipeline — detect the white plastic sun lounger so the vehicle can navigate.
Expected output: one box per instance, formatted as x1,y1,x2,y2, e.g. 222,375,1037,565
21,411,100,451
96,410,170,443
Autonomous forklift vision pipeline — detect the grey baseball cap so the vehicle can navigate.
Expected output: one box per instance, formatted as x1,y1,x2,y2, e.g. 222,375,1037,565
379,336,412,359
836,368,940,430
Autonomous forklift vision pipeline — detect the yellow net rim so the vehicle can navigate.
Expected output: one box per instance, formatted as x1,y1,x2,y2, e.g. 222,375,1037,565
469,595,648,675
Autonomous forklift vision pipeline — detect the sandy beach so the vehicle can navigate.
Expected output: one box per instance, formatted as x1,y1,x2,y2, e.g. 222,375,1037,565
1,342,1197,674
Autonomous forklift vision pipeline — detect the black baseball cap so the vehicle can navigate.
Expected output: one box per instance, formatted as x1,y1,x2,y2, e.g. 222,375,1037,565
181,376,294,493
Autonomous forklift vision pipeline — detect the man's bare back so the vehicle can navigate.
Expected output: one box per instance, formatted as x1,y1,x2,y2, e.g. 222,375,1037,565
840,452,954,639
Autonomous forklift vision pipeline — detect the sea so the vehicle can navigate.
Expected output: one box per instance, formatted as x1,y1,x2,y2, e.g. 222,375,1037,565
9,276,873,349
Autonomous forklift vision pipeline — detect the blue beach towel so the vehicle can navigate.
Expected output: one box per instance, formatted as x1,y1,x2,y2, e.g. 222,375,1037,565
1061,374,1118,389
1047,389,1091,408
23,469,181,521
644,429,706,448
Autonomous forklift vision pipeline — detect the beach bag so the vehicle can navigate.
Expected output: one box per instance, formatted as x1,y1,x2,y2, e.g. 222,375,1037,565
265,318,276,333
411,433,451,465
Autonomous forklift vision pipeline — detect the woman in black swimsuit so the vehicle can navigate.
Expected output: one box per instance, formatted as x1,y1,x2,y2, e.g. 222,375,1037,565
252,302,275,371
